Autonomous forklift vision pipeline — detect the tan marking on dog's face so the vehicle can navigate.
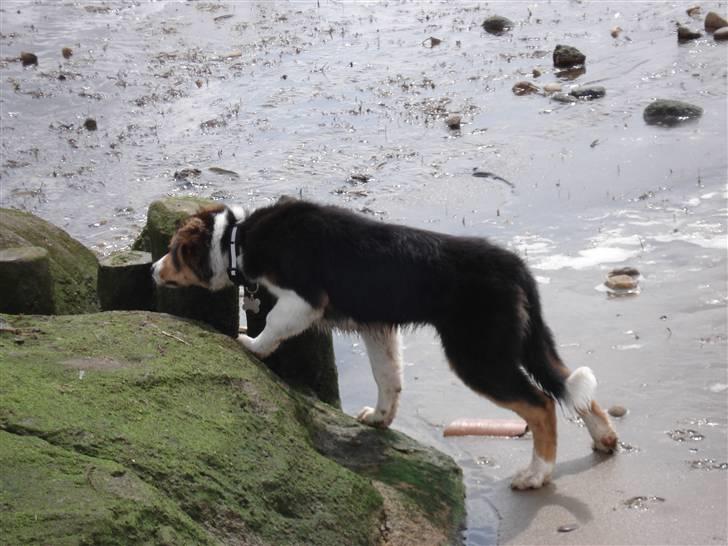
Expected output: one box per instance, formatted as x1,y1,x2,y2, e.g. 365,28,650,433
155,210,221,289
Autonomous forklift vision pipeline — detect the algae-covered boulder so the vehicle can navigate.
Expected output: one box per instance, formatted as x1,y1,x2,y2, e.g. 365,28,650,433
0,246,54,314
0,208,99,314
0,311,464,545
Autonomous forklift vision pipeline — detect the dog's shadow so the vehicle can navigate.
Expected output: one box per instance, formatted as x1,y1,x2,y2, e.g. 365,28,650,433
488,451,614,544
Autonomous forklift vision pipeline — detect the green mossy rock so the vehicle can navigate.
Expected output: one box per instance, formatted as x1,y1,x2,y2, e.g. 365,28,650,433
98,250,155,311
0,208,99,314
0,311,465,546
137,197,216,260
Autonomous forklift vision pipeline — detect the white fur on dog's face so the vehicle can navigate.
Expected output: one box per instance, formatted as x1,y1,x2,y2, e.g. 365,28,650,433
151,205,244,291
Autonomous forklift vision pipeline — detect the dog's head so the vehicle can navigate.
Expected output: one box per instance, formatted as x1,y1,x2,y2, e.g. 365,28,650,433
151,204,233,291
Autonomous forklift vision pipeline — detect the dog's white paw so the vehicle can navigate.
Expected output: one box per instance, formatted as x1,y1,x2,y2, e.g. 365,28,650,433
236,334,272,358
356,406,392,429
510,456,554,490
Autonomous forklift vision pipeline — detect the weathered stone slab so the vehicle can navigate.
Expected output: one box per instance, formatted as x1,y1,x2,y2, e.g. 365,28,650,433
0,208,98,314
98,250,155,311
0,246,54,314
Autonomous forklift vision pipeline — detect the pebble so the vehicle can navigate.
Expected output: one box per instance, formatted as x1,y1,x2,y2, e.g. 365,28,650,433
557,524,579,533
677,26,702,41
83,118,98,131
532,68,542,78
570,85,606,100
610,26,622,38
482,15,513,35
62,47,73,59
552,44,585,68
543,82,562,94
714,27,728,41
644,99,703,126
512,81,540,96
20,51,38,66
446,113,461,130
605,274,638,291
705,11,728,32
686,6,701,18
608,405,627,418
610,266,640,277
551,92,577,104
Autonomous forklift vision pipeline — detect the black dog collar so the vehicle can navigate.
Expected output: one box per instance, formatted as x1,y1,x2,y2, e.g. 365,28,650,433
225,209,245,286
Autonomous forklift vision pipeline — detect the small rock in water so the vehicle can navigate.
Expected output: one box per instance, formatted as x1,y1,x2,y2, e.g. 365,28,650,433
644,99,703,126
532,68,542,78
557,523,579,533
705,11,728,31
446,113,462,130
543,82,562,94
551,92,577,104
686,6,701,18
714,27,728,41
83,118,98,131
605,274,638,291
553,44,585,68
512,81,541,96
174,168,202,180
422,36,442,48
482,15,513,35
349,173,371,184
610,266,640,278
62,47,73,59
610,26,623,38
677,26,702,41
608,405,628,418
570,85,606,100
20,51,38,66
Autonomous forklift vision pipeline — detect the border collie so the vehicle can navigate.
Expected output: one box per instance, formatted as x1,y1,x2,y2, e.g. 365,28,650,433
152,198,617,489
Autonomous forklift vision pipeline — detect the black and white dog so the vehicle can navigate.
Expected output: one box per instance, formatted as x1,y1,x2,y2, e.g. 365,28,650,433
152,198,617,489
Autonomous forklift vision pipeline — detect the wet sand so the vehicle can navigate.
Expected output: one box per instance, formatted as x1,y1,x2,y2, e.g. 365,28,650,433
2,1,726,544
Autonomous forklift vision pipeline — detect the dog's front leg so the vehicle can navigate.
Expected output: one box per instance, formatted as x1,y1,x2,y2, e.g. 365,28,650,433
357,327,403,429
238,287,323,358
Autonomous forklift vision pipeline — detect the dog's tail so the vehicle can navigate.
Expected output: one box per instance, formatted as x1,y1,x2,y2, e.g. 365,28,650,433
518,277,597,413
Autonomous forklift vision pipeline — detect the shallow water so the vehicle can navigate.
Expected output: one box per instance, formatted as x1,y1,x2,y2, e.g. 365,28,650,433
2,1,726,544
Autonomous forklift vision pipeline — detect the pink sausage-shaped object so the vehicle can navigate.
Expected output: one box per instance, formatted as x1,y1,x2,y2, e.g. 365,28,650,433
443,418,528,438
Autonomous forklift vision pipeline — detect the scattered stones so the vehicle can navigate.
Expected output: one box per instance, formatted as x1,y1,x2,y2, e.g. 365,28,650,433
688,459,728,470
512,81,540,96
643,99,703,126
446,113,461,130
83,118,97,131
553,44,585,68
677,26,702,42
610,266,640,277
173,168,202,180
624,496,665,511
686,6,701,18
714,27,728,41
666,429,704,442
471,169,514,188
608,405,628,418
422,36,442,48
555,66,586,80
482,15,513,35
19,52,38,66
570,85,606,100
605,274,638,291
349,173,372,184
532,68,542,78
62,47,73,59
208,166,239,177
557,524,579,533
551,92,577,104
543,82,562,94
704,11,728,32
610,26,623,38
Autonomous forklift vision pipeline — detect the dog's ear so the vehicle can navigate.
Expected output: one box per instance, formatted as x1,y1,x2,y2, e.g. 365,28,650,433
276,195,297,206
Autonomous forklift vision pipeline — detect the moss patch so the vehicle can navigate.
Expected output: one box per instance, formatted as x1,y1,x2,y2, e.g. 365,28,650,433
0,208,99,314
0,312,383,545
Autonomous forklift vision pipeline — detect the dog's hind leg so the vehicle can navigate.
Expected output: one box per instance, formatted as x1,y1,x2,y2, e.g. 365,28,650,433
500,396,558,490
238,286,323,358
357,326,403,429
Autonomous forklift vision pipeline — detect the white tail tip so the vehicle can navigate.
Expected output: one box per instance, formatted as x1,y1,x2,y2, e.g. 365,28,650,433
565,366,597,414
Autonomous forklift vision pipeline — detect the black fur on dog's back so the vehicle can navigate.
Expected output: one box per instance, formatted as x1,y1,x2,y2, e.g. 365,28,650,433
238,200,568,407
